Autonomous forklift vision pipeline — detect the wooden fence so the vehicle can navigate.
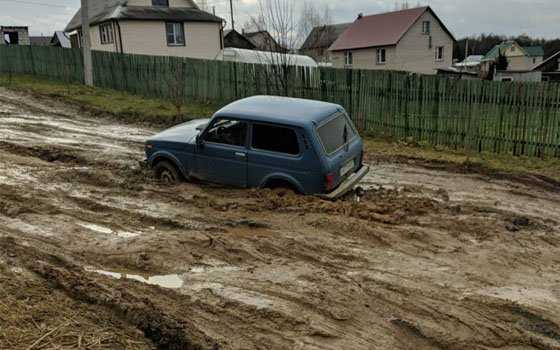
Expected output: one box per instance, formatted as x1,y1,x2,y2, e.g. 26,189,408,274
1,45,559,158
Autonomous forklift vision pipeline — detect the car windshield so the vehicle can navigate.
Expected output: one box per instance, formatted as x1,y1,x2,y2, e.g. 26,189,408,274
317,112,357,155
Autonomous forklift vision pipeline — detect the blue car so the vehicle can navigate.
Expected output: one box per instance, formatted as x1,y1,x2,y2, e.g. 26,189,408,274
145,96,369,199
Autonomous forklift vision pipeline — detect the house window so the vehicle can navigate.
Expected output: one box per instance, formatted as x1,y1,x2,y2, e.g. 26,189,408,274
533,58,536,64
422,21,431,34
166,22,185,46
344,51,353,66
99,23,114,45
377,48,386,64
428,36,432,49
436,46,444,61
152,0,169,6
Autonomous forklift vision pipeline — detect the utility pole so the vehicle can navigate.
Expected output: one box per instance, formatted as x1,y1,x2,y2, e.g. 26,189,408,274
81,0,93,86
229,0,235,31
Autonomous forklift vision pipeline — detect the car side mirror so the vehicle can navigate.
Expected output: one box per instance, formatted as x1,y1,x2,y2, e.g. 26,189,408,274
196,135,204,147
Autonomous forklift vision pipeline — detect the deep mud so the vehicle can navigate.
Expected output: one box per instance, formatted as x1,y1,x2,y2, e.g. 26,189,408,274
1,87,560,350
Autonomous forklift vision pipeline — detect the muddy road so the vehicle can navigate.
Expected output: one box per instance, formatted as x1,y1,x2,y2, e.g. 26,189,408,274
1,87,560,350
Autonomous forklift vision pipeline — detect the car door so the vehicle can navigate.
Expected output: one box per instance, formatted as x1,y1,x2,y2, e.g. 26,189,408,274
247,122,312,191
196,118,248,187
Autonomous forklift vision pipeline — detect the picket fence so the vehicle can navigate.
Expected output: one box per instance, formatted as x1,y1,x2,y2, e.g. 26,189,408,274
1,45,559,158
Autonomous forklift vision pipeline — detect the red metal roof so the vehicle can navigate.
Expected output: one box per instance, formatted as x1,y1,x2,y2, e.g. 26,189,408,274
329,7,429,51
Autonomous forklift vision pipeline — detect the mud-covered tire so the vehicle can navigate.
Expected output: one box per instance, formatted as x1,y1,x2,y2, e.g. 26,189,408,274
153,161,181,185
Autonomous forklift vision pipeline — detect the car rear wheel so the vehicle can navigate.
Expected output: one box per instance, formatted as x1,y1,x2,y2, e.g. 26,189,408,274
154,161,181,185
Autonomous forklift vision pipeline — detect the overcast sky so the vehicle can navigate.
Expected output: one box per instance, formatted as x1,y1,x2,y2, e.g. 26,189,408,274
1,0,559,39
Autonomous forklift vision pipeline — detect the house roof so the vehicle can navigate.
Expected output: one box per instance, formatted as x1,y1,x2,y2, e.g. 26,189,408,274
300,23,352,50
523,46,544,57
454,55,483,67
65,0,221,32
329,6,455,52
483,42,511,60
51,31,71,48
484,41,544,61
29,36,51,46
243,31,285,52
224,29,256,49
1,26,29,30
215,96,341,127
533,50,560,71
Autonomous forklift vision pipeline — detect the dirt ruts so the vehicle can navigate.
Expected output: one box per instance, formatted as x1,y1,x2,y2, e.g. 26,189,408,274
2,87,560,350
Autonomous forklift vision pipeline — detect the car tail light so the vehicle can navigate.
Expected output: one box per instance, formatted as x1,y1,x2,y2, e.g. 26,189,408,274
325,172,336,191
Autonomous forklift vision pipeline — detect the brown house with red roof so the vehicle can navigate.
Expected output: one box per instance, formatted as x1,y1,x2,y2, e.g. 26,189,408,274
329,6,455,75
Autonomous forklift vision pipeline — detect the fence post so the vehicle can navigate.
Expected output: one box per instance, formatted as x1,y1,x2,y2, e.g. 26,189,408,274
346,68,353,121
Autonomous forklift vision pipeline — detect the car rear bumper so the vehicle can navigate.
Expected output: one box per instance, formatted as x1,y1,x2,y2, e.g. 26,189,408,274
320,165,370,200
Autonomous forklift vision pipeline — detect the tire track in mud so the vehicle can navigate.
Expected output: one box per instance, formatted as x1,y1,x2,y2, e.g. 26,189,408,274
0,236,209,350
0,141,88,165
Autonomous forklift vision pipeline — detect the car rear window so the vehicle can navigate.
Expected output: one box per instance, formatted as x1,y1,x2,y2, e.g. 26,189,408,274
317,113,357,155
252,124,300,155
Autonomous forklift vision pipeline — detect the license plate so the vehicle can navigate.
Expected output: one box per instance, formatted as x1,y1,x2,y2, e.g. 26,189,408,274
340,159,355,177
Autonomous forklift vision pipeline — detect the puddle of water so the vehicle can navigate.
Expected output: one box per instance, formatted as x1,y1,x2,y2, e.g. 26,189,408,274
466,286,559,306
188,282,274,309
79,223,113,234
0,166,38,186
116,231,141,238
88,268,184,289
10,267,24,274
189,265,241,274
78,223,141,239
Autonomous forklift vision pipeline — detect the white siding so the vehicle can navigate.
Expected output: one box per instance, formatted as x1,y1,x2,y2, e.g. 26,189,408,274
394,11,454,74
331,46,398,70
119,20,221,59
89,22,120,52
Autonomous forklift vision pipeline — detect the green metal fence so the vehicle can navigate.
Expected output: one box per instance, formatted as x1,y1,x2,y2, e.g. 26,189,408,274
1,45,559,158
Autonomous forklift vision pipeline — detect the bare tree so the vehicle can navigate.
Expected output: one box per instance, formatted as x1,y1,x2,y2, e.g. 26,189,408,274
298,1,333,63
242,0,334,94
394,1,411,10
299,1,332,42
246,0,302,95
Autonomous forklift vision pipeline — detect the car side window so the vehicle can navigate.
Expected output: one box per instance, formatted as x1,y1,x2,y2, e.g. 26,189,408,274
252,123,300,156
204,118,247,147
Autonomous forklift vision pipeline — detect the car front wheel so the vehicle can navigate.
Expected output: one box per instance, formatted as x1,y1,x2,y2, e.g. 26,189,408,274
154,161,181,185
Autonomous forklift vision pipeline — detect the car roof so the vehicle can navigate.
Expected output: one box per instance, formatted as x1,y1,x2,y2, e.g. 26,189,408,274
214,96,343,127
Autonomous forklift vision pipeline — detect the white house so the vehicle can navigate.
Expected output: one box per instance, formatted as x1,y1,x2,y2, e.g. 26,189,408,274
329,7,455,75
65,0,224,60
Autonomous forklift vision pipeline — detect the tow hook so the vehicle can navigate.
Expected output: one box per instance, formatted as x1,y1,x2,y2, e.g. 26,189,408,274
355,186,365,202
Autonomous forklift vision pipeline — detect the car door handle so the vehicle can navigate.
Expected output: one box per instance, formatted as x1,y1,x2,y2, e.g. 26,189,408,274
235,152,247,158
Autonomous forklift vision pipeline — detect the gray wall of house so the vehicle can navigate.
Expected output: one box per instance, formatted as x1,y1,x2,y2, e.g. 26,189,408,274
495,70,542,82
508,55,543,71
1,27,30,45
330,11,454,74
88,20,222,59
300,47,335,64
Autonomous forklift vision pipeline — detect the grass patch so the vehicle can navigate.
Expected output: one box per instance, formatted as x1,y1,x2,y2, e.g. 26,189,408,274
365,138,560,182
0,74,219,126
